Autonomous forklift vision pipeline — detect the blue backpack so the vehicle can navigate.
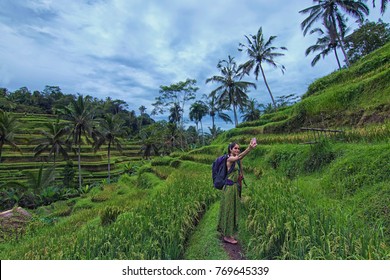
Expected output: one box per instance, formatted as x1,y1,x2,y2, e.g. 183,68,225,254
212,154,228,190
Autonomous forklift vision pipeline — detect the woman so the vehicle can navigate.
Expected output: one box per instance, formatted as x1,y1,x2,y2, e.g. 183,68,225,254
218,138,257,244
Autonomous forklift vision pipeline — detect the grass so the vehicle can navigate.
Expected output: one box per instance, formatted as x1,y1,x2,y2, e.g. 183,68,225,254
184,202,229,260
0,177,150,258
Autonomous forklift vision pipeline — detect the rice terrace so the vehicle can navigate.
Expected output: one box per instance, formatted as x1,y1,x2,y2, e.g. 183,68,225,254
1,3,390,260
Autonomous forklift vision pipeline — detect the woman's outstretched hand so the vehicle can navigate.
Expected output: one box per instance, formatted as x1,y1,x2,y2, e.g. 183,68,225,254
250,138,257,149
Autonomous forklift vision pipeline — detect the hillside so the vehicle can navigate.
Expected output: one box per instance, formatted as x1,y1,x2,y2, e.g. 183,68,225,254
216,42,390,144
0,43,389,260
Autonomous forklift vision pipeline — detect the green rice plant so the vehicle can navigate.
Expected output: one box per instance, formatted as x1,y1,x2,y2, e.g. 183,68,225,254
45,201,73,218
117,173,136,187
151,166,175,180
325,144,390,196
100,206,122,226
136,172,161,189
241,169,389,260
344,121,390,143
304,139,336,172
169,159,181,168
72,199,94,212
137,164,153,174
150,156,172,166
67,162,219,259
353,181,390,243
91,193,110,203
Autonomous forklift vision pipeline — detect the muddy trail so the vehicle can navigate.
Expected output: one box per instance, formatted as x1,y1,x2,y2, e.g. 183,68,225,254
222,238,246,260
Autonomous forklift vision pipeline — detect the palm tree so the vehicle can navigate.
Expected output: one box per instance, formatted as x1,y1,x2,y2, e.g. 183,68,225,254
138,105,147,131
4,165,56,208
299,0,369,67
206,56,256,127
25,165,56,196
138,121,170,159
189,100,209,145
93,114,125,183
238,27,287,109
0,110,21,163
372,0,388,14
241,99,262,122
33,118,69,169
60,95,95,189
305,19,349,70
203,92,232,139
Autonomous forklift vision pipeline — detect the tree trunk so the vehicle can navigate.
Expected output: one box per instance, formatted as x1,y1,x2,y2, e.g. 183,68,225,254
107,141,111,184
200,120,204,146
233,104,239,127
336,35,350,67
333,48,342,70
195,122,200,144
260,65,277,108
78,144,82,189
53,154,56,181
330,15,350,67
210,111,216,139
0,142,3,163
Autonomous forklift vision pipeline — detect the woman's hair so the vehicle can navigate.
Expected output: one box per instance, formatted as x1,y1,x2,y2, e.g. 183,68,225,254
227,142,238,155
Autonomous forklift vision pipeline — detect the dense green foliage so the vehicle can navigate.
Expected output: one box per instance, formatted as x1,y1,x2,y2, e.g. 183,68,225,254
344,20,390,64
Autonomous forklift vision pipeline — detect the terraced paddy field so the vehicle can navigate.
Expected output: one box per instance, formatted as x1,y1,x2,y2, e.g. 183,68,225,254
1,113,144,187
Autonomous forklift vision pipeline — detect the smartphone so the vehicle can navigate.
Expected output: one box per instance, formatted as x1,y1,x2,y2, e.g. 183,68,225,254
251,137,257,144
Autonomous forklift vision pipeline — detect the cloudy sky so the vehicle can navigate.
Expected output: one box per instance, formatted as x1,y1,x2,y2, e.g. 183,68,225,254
0,0,387,129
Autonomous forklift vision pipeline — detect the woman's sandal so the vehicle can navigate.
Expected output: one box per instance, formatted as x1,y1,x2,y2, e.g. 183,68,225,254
223,236,238,244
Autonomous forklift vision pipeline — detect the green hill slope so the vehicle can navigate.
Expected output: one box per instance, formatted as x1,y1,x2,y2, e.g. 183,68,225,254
224,42,390,136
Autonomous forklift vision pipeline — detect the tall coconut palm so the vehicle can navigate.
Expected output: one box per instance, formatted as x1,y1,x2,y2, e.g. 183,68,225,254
238,27,287,109
203,92,232,139
138,105,147,131
33,118,69,169
93,114,125,183
189,100,209,145
299,0,369,67
305,18,349,70
0,110,21,163
60,95,95,189
206,56,256,127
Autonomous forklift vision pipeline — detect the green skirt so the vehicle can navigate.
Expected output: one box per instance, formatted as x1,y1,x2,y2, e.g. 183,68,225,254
218,184,240,236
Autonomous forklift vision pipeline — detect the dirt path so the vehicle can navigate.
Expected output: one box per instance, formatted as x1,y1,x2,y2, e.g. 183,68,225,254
221,238,246,260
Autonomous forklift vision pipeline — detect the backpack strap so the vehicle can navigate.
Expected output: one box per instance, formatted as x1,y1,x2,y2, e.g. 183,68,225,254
237,160,242,176
237,160,248,195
